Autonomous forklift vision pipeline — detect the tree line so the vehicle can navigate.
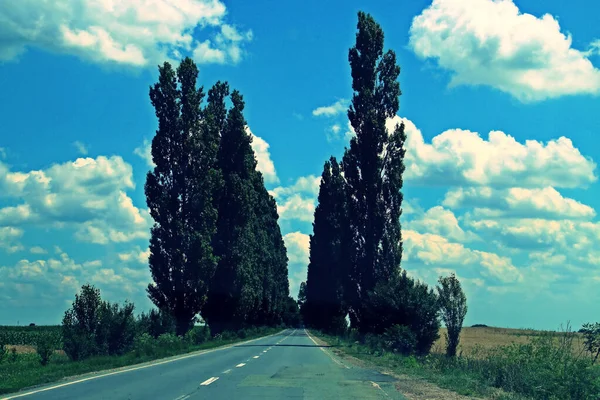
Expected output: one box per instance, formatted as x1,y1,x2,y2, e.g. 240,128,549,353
144,58,296,336
300,11,468,357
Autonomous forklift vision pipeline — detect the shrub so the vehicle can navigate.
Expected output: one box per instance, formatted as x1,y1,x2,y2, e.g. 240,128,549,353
134,333,156,357
9,347,17,363
97,301,137,356
580,322,600,364
36,333,56,366
382,325,416,355
365,271,440,355
156,333,182,353
62,284,138,360
184,326,211,345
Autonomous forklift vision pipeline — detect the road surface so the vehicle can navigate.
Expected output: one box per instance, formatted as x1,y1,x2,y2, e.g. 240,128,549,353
2,329,404,400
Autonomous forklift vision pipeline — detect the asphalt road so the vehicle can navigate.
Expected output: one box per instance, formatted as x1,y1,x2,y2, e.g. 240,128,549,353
3,329,405,400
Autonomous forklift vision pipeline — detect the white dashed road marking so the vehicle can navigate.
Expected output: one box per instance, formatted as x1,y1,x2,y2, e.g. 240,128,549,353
200,377,219,386
253,356,259,359
222,369,231,374
236,363,246,368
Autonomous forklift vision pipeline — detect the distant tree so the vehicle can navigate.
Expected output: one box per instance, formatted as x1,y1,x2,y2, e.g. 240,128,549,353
145,58,223,336
437,273,468,357
298,282,307,309
137,308,176,338
304,157,348,333
342,11,407,333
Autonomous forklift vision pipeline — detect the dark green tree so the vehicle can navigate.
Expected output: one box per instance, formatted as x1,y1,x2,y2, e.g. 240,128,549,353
251,177,289,326
203,89,262,334
145,58,224,336
304,157,348,332
342,12,407,332
437,273,468,357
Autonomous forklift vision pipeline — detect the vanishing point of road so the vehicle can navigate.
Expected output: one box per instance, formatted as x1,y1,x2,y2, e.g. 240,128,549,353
1,329,405,400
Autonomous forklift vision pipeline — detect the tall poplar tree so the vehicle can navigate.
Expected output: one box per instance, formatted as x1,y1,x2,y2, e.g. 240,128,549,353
145,58,225,335
203,90,262,333
304,157,347,332
342,12,407,332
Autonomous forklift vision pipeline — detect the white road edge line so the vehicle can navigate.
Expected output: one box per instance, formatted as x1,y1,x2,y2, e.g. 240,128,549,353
236,363,246,368
0,330,284,400
304,329,349,369
200,377,219,386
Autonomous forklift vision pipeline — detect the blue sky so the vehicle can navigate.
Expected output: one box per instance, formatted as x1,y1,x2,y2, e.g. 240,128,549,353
1,0,600,330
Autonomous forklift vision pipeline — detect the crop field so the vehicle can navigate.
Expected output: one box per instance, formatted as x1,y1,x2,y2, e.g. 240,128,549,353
0,326,62,353
432,326,587,358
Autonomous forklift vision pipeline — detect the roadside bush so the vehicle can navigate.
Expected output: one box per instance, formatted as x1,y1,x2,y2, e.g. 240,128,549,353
382,325,416,355
35,333,56,366
184,326,211,345
97,301,137,356
8,347,17,363
580,322,600,364
156,333,182,354
62,284,138,360
365,271,440,355
133,333,155,357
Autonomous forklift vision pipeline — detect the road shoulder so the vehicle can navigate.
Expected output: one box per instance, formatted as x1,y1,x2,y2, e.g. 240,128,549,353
309,332,482,400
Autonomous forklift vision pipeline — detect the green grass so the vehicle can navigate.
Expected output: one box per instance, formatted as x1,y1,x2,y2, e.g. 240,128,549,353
0,327,281,395
312,330,600,400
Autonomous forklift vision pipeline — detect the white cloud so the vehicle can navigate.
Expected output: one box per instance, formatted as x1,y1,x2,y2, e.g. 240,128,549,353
404,230,522,283
118,247,151,264
406,206,479,242
29,246,47,255
394,116,596,188
326,124,343,142
134,139,155,168
312,99,347,117
409,0,600,101
0,0,251,67
283,231,310,299
72,141,88,155
443,186,596,220
246,126,279,185
270,175,320,200
276,195,315,223
0,156,151,244
0,227,24,253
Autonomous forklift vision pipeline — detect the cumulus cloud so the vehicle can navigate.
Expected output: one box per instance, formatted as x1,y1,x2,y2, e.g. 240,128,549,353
443,186,596,220
0,227,24,253
312,99,348,117
283,231,310,298
0,0,251,67
269,175,320,224
118,247,151,265
394,116,596,188
29,246,47,255
409,0,600,101
406,206,479,242
404,230,522,283
134,139,155,168
0,156,151,244
246,126,279,185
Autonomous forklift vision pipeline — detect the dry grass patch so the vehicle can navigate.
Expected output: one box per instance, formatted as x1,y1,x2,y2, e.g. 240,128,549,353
432,326,587,359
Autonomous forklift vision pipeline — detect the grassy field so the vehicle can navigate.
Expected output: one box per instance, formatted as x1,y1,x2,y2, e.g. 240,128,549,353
0,326,281,395
432,326,588,359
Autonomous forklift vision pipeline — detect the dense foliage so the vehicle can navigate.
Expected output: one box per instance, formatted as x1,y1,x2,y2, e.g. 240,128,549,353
145,58,289,335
